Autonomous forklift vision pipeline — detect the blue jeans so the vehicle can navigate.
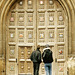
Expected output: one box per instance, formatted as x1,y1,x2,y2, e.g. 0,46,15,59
45,63,52,75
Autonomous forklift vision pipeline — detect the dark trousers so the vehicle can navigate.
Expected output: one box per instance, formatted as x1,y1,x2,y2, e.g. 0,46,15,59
33,62,40,75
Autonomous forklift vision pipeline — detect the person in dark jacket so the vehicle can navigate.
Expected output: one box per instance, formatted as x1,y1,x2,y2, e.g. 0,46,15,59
42,44,53,75
30,45,41,75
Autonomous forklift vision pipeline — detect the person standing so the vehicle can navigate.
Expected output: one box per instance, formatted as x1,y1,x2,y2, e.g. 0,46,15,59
30,45,41,75
42,44,53,75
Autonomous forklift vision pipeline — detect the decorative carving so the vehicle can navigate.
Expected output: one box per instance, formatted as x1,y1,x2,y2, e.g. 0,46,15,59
19,62,25,73
38,29,45,42
39,0,44,9
27,29,33,43
19,33,24,38
48,0,54,9
18,0,24,9
19,17,24,22
40,17,44,22
50,33,53,38
10,17,14,22
21,51,24,54
59,67,64,72
28,0,32,5
19,1,23,5
59,33,63,38
40,33,44,39
48,12,54,25
27,13,33,26
27,0,33,9
58,46,64,59
21,66,24,69
48,29,54,42
49,0,54,5
28,17,33,22
10,50,15,55
10,33,14,38
18,29,24,42
58,11,64,25
26,47,32,59
9,46,15,59
57,29,64,42
49,16,54,22
40,1,44,5
18,13,24,26
39,13,45,26
9,29,15,42
10,65,14,71
26,62,32,73
28,34,32,39
9,13,15,26
59,16,63,21
59,49,63,54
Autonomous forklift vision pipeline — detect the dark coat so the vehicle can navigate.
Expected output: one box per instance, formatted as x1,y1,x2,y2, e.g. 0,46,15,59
30,48,41,63
42,48,53,63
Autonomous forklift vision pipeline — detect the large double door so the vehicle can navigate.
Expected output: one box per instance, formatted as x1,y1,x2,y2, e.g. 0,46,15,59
6,0,68,75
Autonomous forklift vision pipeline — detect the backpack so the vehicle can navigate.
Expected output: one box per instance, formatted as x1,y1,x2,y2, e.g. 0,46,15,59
42,49,53,63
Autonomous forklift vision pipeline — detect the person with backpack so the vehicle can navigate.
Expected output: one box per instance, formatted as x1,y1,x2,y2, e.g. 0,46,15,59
42,44,53,75
30,45,41,75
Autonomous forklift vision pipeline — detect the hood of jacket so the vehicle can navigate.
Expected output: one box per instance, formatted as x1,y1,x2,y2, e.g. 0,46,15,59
43,47,51,52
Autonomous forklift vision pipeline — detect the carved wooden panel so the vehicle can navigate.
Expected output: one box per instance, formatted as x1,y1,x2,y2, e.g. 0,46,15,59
38,29,45,43
25,47,33,74
48,12,55,26
26,61,32,73
25,47,32,59
27,13,33,26
9,12,15,26
40,63,45,74
18,28,24,43
18,0,25,9
9,45,16,59
18,47,25,73
58,63,64,75
57,28,64,42
48,28,55,42
19,61,25,73
9,28,16,42
18,47,25,59
18,13,25,26
9,62,16,75
26,28,33,43
27,0,33,9
47,0,54,9
57,45,64,59
38,13,45,26
38,0,45,9
18,47,33,74
57,11,64,26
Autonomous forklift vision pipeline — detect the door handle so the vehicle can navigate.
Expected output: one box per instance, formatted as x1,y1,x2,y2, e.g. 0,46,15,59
16,58,17,63
55,58,57,62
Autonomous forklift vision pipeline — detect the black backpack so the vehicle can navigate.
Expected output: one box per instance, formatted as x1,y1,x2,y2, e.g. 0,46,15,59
42,49,53,63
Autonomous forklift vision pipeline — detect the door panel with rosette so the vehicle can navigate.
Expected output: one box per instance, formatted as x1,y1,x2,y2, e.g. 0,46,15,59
6,0,68,75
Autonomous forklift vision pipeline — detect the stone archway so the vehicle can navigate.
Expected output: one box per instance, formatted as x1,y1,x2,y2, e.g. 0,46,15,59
0,0,75,75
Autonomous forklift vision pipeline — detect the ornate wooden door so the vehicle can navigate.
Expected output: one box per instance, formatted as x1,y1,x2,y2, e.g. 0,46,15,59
6,0,68,75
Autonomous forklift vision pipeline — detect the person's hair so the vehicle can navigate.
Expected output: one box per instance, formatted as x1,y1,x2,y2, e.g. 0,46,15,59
37,45,40,49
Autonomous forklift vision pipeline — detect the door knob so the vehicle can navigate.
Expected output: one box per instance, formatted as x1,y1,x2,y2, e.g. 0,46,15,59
16,58,17,63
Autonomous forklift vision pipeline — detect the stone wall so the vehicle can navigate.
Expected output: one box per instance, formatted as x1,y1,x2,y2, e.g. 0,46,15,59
67,56,75,75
